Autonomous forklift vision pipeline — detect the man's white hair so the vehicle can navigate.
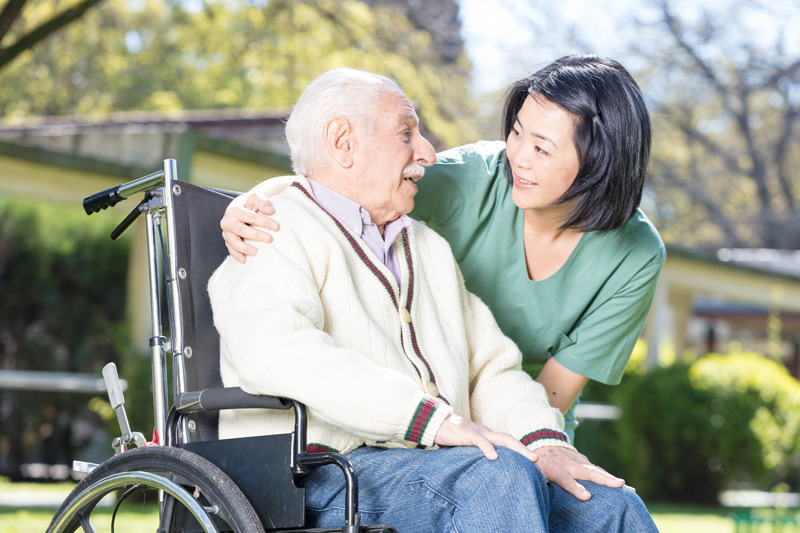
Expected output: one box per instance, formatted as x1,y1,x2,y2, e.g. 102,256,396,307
285,68,403,178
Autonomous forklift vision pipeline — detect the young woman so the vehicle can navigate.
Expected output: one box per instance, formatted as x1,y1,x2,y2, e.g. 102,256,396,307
220,55,666,442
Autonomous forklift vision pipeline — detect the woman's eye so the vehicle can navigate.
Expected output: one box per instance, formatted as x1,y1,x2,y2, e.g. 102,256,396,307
535,146,548,155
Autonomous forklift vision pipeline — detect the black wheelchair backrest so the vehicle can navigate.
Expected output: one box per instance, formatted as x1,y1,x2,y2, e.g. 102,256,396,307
171,181,238,442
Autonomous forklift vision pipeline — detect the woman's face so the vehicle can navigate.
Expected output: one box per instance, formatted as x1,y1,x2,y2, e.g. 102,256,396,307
506,94,581,213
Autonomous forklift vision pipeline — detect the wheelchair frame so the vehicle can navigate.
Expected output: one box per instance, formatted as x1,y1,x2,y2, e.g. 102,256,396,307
48,160,391,533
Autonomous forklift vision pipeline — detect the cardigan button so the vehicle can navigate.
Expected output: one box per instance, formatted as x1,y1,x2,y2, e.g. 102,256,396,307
400,308,411,324
425,382,439,397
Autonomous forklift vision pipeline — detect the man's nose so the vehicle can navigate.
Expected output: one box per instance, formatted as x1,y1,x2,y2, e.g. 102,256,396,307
414,135,436,167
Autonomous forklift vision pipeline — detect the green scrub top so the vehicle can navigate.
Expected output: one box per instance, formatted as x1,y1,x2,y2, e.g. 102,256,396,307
411,141,666,439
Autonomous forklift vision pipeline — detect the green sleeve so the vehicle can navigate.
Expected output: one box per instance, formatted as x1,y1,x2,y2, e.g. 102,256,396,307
411,141,506,229
553,254,665,385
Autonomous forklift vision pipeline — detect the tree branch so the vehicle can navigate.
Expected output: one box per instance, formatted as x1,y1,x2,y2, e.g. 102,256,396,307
656,160,744,247
658,0,735,111
733,86,772,211
773,104,798,210
0,0,105,71
668,110,744,178
767,59,800,90
0,0,27,46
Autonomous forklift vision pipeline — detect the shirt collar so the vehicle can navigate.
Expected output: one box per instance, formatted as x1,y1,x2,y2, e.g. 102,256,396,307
307,178,411,244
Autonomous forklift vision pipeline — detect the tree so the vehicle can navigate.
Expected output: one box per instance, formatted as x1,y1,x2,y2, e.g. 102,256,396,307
0,0,478,148
637,0,800,250
0,0,106,71
476,0,800,251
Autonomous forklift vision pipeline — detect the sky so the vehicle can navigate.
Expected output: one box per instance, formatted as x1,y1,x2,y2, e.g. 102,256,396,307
457,0,798,96
457,0,639,94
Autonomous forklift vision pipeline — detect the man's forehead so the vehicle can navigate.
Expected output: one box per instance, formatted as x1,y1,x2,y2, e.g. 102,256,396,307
398,110,419,124
381,90,418,121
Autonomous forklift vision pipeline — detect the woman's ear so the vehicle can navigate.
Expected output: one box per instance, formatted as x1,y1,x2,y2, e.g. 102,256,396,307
324,117,354,169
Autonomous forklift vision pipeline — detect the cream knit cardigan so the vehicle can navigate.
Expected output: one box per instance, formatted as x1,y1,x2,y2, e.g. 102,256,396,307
208,178,571,454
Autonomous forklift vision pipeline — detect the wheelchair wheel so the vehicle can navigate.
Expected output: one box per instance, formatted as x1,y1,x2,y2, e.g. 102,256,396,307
48,446,265,533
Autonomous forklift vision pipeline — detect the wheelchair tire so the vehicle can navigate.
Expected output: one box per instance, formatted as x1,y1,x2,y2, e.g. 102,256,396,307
48,445,265,533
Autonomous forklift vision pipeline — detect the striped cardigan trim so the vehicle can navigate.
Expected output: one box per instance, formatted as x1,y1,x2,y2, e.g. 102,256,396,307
521,429,570,446
400,230,437,387
307,443,339,454
400,230,450,405
290,182,399,309
404,397,441,444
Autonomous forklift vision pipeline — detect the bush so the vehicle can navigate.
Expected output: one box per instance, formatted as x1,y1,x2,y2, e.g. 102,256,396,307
0,197,142,479
612,353,800,503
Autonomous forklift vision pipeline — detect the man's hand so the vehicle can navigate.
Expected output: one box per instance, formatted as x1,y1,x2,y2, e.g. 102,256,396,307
535,446,626,501
434,414,539,464
221,192,279,263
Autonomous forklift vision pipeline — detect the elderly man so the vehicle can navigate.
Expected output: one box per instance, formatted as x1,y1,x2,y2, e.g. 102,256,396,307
208,68,657,532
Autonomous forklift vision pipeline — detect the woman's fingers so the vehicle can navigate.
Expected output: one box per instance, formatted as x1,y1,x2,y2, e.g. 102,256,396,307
551,469,592,501
220,205,281,262
578,462,625,488
250,193,275,216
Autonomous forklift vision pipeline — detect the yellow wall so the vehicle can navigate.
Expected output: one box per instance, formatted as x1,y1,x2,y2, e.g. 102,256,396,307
0,154,124,207
190,150,289,193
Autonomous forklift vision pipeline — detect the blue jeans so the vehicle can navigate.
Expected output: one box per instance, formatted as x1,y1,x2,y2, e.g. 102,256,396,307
300,446,658,533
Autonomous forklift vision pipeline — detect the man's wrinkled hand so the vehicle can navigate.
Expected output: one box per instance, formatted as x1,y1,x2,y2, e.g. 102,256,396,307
535,446,626,501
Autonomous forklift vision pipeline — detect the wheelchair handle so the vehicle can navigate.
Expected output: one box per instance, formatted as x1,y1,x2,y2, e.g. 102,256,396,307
83,169,165,215
102,363,125,409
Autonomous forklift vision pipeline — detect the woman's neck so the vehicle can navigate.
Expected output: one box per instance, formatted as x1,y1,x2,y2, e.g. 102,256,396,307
522,206,584,281
522,205,576,241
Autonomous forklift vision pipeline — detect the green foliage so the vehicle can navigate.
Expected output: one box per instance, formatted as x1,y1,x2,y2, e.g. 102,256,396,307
611,354,800,504
690,353,800,479
0,0,478,147
0,196,136,478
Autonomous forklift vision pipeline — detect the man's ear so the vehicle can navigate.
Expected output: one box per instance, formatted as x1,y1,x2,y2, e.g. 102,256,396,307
324,117,355,169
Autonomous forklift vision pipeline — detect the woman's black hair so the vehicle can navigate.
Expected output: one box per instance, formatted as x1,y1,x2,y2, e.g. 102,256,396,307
502,55,652,232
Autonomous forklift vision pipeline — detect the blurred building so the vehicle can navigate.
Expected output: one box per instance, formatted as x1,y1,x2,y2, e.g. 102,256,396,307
1,109,799,479
3,109,800,377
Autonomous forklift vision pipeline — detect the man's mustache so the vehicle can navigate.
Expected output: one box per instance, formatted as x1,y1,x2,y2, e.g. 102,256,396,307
402,164,426,179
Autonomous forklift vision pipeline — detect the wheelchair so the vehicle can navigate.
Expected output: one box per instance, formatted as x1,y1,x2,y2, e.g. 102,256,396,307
47,160,397,533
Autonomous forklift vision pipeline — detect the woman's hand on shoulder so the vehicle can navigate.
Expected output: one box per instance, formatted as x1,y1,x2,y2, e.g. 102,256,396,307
221,191,280,263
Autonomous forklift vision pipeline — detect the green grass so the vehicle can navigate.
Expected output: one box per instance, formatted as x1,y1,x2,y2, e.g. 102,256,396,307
4,480,797,533
0,506,159,533
0,479,160,532
649,503,736,533
1,494,738,532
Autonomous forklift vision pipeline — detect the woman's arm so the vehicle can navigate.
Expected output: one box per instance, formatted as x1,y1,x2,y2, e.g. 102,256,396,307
535,358,589,415
221,176,295,262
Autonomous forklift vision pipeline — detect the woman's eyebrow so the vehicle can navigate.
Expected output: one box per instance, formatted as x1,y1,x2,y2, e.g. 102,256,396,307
516,117,558,148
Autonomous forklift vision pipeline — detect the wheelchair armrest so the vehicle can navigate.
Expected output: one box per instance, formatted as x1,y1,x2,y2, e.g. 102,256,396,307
174,387,309,472
177,387,293,413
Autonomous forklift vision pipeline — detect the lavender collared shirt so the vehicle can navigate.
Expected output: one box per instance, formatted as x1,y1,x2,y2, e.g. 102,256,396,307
307,179,411,287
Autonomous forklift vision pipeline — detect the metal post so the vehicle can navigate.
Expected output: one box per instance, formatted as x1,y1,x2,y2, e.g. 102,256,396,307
162,159,189,442
145,209,169,445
